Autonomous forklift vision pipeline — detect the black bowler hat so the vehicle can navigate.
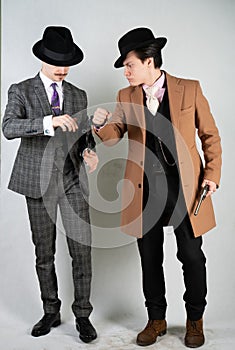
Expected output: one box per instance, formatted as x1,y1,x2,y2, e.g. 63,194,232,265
114,27,167,68
32,26,84,66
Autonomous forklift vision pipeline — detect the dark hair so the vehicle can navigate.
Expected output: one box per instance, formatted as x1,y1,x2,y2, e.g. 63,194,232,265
134,43,163,68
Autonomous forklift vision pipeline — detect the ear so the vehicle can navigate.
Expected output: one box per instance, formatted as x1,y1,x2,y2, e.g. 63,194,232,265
146,57,153,67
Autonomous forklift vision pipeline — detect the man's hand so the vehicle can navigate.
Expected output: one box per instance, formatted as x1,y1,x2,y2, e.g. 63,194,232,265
52,114,78,132
92,108,112,126
201,179,217,197
83,149,99,173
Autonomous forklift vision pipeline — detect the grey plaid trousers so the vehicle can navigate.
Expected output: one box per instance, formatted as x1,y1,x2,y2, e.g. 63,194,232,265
26,167,93,318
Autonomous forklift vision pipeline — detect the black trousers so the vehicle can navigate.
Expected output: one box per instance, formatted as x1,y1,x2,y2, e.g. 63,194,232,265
137,172,207,321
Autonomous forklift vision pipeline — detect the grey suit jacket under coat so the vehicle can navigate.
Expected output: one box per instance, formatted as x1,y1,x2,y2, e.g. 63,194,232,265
2,74,95,198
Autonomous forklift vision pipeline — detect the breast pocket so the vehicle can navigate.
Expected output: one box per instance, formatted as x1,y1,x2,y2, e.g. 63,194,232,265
180,106,194,116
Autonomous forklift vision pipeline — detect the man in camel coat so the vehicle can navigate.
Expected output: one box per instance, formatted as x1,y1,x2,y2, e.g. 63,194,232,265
92,27,222,348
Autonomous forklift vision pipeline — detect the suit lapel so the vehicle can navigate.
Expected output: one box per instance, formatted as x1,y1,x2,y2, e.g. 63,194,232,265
34,74,52,116
62,81,80,150
62,81,74,115
34,76,74,116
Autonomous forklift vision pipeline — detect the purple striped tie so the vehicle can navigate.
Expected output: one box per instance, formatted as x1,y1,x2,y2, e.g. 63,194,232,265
51,83,61,116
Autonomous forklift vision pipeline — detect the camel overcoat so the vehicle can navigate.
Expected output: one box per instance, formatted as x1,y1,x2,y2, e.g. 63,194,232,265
95,72,222,238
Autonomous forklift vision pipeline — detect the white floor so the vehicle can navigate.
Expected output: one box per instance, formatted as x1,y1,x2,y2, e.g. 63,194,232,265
1,189,235,350
1,316,234,350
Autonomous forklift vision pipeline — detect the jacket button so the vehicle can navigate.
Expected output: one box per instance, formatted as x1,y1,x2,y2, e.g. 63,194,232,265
138,184,141,188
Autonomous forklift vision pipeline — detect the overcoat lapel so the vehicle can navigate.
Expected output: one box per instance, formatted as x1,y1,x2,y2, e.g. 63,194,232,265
129,74,184,132
165,73,184,130
130,86,145,125
130,86,146,145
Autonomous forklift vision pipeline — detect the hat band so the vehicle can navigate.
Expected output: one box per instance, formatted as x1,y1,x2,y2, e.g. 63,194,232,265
43,46,75,61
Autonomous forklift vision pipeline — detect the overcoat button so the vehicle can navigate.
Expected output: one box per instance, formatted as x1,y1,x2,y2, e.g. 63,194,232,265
138,184,141,188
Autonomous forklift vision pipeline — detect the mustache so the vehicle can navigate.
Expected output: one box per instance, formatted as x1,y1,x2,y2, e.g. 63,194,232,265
55,73,68,77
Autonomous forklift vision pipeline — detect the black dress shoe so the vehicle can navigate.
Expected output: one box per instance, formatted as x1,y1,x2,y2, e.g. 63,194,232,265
31,313,61,337
76,317,97,343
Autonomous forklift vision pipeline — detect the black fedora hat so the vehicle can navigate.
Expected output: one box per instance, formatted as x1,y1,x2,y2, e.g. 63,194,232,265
114,27,167,68
32,26,84,66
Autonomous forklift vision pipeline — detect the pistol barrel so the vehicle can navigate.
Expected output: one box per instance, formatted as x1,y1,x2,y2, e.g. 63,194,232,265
194,185,209,216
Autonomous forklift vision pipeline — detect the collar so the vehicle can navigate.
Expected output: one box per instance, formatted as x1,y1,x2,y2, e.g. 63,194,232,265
142,71,165,102
142,71,165,91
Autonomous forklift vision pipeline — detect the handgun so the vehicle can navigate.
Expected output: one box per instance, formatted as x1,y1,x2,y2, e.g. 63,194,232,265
194,184,210,216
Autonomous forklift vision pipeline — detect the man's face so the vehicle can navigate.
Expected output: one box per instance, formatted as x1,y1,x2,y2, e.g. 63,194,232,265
41,62,70,81
123,51,151,86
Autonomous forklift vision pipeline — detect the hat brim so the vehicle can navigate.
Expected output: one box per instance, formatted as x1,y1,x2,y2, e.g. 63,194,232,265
32,40,84,66
114,37,167,68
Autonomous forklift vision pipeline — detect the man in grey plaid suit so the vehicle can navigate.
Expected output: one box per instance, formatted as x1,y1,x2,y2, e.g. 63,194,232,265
2,26,98,344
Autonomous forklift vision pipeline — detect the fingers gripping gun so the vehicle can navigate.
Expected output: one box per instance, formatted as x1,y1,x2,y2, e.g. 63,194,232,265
194,185,210,216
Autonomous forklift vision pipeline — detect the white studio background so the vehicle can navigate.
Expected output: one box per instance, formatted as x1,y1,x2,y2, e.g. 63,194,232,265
1,0,235,349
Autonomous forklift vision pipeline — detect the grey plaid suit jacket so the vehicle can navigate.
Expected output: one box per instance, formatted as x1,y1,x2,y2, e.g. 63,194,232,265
2,74,95,198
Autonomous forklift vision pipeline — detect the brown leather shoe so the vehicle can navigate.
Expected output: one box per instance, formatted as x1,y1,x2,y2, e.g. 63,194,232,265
184,318,205,348
136,319,167,346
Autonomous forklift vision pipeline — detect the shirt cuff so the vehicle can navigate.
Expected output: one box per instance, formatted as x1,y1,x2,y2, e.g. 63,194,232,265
82,147,91,158
43,115,55,136
93,123,107,132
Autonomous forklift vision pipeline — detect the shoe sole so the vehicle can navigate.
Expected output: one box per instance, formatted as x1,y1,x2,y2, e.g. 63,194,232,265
76,324,97,343
184,341,205,348
79,334,97,343
137,329,167,346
